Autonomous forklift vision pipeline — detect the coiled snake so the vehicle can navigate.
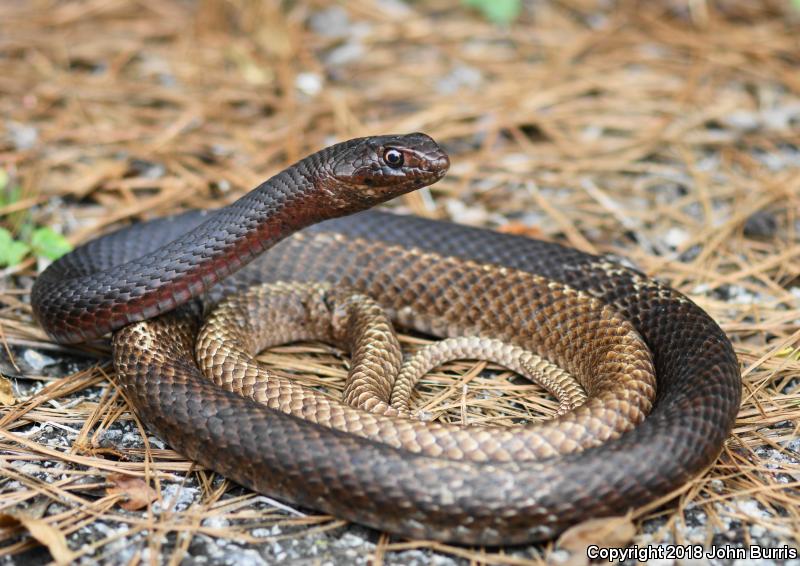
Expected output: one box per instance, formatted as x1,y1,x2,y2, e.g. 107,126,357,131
31,133,740,544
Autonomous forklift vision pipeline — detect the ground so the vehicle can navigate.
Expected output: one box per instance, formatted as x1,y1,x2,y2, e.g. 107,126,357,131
1,1,799,564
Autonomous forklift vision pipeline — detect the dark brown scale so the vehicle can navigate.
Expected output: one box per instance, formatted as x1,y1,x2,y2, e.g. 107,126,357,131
30,135,741,545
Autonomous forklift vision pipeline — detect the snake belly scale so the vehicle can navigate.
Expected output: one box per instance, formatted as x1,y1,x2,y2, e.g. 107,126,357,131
31,133,741,545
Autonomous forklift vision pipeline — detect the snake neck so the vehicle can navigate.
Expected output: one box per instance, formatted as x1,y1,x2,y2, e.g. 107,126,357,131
31,133,450,344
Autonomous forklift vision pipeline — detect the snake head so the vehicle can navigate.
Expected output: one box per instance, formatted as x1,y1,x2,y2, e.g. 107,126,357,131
323,133,449,209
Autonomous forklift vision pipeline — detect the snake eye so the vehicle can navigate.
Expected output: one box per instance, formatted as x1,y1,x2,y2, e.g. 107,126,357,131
383,148,404,169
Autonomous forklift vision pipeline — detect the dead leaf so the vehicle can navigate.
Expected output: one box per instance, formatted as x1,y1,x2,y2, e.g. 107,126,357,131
106,473,158,511
0,512,75,565
557,515,636,566
0,375,15,405
497,222,545,239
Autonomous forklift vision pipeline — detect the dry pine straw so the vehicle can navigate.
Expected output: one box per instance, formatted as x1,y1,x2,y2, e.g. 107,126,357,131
1,0,800,564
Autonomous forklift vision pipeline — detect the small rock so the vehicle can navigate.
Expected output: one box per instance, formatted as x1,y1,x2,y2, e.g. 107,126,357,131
97,429,123,448
436,65,482,94
444,199,488,226
23,349,56,371
202,515,230,529
296,72,323,97
7,122,38,149
723,110,761,131
129,159,166,179
325,43,364,67
155,484,198,513
663,227,688,249
309,7,350,38
743,210,777,238
147,436,166,449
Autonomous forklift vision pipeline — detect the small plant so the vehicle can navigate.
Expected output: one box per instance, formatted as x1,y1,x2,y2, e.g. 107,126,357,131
463,0,521,25
0,170,71,268
0,227,30,267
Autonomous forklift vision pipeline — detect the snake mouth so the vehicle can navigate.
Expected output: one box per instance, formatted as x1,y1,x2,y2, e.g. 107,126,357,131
430,153,450,178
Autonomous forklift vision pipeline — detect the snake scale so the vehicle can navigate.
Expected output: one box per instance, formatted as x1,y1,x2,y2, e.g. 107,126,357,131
31,133,741,544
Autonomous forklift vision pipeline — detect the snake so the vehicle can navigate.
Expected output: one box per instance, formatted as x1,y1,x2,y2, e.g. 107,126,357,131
30,133,741,545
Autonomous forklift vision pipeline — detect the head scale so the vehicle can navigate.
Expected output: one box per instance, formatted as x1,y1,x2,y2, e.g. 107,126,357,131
321,133,449,210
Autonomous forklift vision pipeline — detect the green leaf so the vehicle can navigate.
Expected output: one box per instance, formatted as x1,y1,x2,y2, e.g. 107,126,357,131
463,0,520,24
793,0,800,10
0,178,21,208
0,227,31,267
30,227,72,260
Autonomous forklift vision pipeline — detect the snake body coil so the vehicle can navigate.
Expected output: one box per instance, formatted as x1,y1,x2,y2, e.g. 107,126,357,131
31,134,741,544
